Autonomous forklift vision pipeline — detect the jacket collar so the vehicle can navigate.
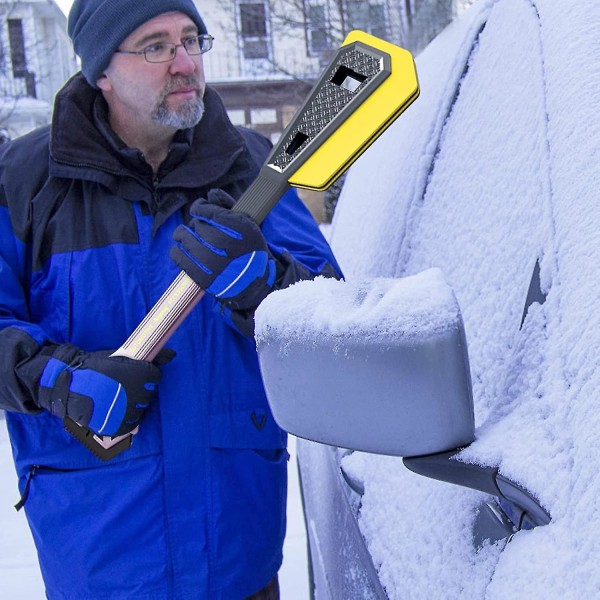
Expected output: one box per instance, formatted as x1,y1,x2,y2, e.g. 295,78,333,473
49,73,256,194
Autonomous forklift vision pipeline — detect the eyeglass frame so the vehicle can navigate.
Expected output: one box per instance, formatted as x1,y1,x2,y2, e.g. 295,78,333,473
115,33,214,64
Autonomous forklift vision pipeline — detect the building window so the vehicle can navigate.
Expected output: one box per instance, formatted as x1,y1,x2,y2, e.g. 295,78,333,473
239,2,270,60
250,108,277,125
305,4,330,56
227,109,247,126
6,18,37,98
344,1,389,40
7,19,27,77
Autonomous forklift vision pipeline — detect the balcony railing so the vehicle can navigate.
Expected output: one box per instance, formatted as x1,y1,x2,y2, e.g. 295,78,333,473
203,46,323,83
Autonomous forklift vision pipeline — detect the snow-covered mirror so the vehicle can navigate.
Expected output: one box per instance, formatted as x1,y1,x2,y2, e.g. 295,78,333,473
256,269,475,457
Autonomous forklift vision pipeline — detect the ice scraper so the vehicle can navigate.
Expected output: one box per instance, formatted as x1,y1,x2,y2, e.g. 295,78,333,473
64,30,420,460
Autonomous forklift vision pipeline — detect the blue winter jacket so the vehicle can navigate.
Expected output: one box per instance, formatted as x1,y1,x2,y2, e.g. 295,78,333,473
0,74,340,599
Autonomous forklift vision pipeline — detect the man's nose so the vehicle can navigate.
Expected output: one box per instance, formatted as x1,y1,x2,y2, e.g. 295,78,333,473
169,46,197,74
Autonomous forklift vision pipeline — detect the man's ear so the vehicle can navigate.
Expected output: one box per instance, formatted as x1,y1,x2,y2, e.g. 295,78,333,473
96,73,111,92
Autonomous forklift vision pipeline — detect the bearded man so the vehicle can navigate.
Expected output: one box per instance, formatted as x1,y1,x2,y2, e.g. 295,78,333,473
0,1,341,598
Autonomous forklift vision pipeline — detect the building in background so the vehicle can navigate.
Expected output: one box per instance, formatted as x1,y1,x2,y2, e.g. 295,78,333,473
199,0,410,220
200,0,409,144
199,0,478,141
0,0,77,141
399,0,477,52
198,0,479,221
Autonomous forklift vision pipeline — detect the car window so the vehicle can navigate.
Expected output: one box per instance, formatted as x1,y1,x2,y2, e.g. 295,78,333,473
397,2,552,426
331,0,558,596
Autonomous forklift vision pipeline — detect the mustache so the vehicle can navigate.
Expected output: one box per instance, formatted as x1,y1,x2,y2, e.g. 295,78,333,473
162,76,201,95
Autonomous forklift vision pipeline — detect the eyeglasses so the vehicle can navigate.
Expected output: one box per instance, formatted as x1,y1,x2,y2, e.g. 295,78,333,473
115,34,214,64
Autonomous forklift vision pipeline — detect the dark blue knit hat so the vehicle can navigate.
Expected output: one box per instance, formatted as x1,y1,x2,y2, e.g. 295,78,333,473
68,0,208,87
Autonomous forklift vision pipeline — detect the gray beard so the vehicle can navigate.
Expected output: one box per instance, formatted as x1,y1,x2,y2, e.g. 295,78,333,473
153,96,205,130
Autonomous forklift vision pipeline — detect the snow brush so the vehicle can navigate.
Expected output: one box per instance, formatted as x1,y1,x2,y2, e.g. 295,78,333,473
64,30,420,460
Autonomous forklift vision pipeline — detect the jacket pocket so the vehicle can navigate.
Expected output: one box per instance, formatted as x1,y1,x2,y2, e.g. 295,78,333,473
208,408,287,451
17,454,169,599
207,410,288,595
6,403,163,476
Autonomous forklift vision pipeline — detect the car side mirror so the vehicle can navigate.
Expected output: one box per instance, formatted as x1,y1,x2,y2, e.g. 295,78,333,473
256,269,475,457
256,269,551,531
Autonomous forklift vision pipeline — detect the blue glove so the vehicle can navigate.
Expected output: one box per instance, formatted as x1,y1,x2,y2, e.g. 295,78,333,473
36,344,173,437
170,189,277,311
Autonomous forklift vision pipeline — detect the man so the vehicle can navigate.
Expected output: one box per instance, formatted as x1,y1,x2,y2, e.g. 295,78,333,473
0,1,341,598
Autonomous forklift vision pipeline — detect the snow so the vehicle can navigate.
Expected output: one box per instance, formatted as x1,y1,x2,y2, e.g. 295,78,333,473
256,268,462,344
278,435,311,599
0,419,45,599
259,0,600,597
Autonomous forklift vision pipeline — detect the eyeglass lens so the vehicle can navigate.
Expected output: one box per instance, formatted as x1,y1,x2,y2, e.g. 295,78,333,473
145,35,213,63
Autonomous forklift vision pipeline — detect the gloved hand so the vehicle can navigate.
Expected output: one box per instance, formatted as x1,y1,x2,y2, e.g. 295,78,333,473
170,189,277,311
36,344,173,437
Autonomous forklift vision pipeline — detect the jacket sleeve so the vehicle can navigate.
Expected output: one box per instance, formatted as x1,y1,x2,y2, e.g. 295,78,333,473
218,187,343,337
262,187,342,280
0,187,52,414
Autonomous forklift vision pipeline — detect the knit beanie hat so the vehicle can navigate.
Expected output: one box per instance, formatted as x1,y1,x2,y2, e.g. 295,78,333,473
68,0,208,87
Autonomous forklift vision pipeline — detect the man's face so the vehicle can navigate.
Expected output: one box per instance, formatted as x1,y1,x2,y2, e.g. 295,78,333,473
98,12,206,134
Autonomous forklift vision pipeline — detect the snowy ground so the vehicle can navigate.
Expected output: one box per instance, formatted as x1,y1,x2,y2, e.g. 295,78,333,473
0,418,44,599
0,418,309,599
279,435,311,600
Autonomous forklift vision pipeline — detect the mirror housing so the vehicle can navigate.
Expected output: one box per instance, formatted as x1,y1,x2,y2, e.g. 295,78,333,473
256,271,475,457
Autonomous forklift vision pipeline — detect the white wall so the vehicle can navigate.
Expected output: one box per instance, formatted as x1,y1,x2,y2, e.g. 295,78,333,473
0,0,77,139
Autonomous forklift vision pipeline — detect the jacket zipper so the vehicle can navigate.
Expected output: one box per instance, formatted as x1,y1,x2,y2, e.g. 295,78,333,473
152,175,160,216
14,464,76,511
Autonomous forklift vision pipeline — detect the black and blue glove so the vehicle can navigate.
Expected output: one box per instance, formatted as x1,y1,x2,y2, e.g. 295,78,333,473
36,344,173,437
170,189,277,312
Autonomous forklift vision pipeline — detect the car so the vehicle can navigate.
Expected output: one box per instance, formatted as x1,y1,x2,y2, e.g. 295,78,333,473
255,0,600,598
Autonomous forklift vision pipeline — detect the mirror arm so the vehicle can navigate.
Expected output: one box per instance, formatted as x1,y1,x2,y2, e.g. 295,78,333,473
403,448,502,497
403,449,551,527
